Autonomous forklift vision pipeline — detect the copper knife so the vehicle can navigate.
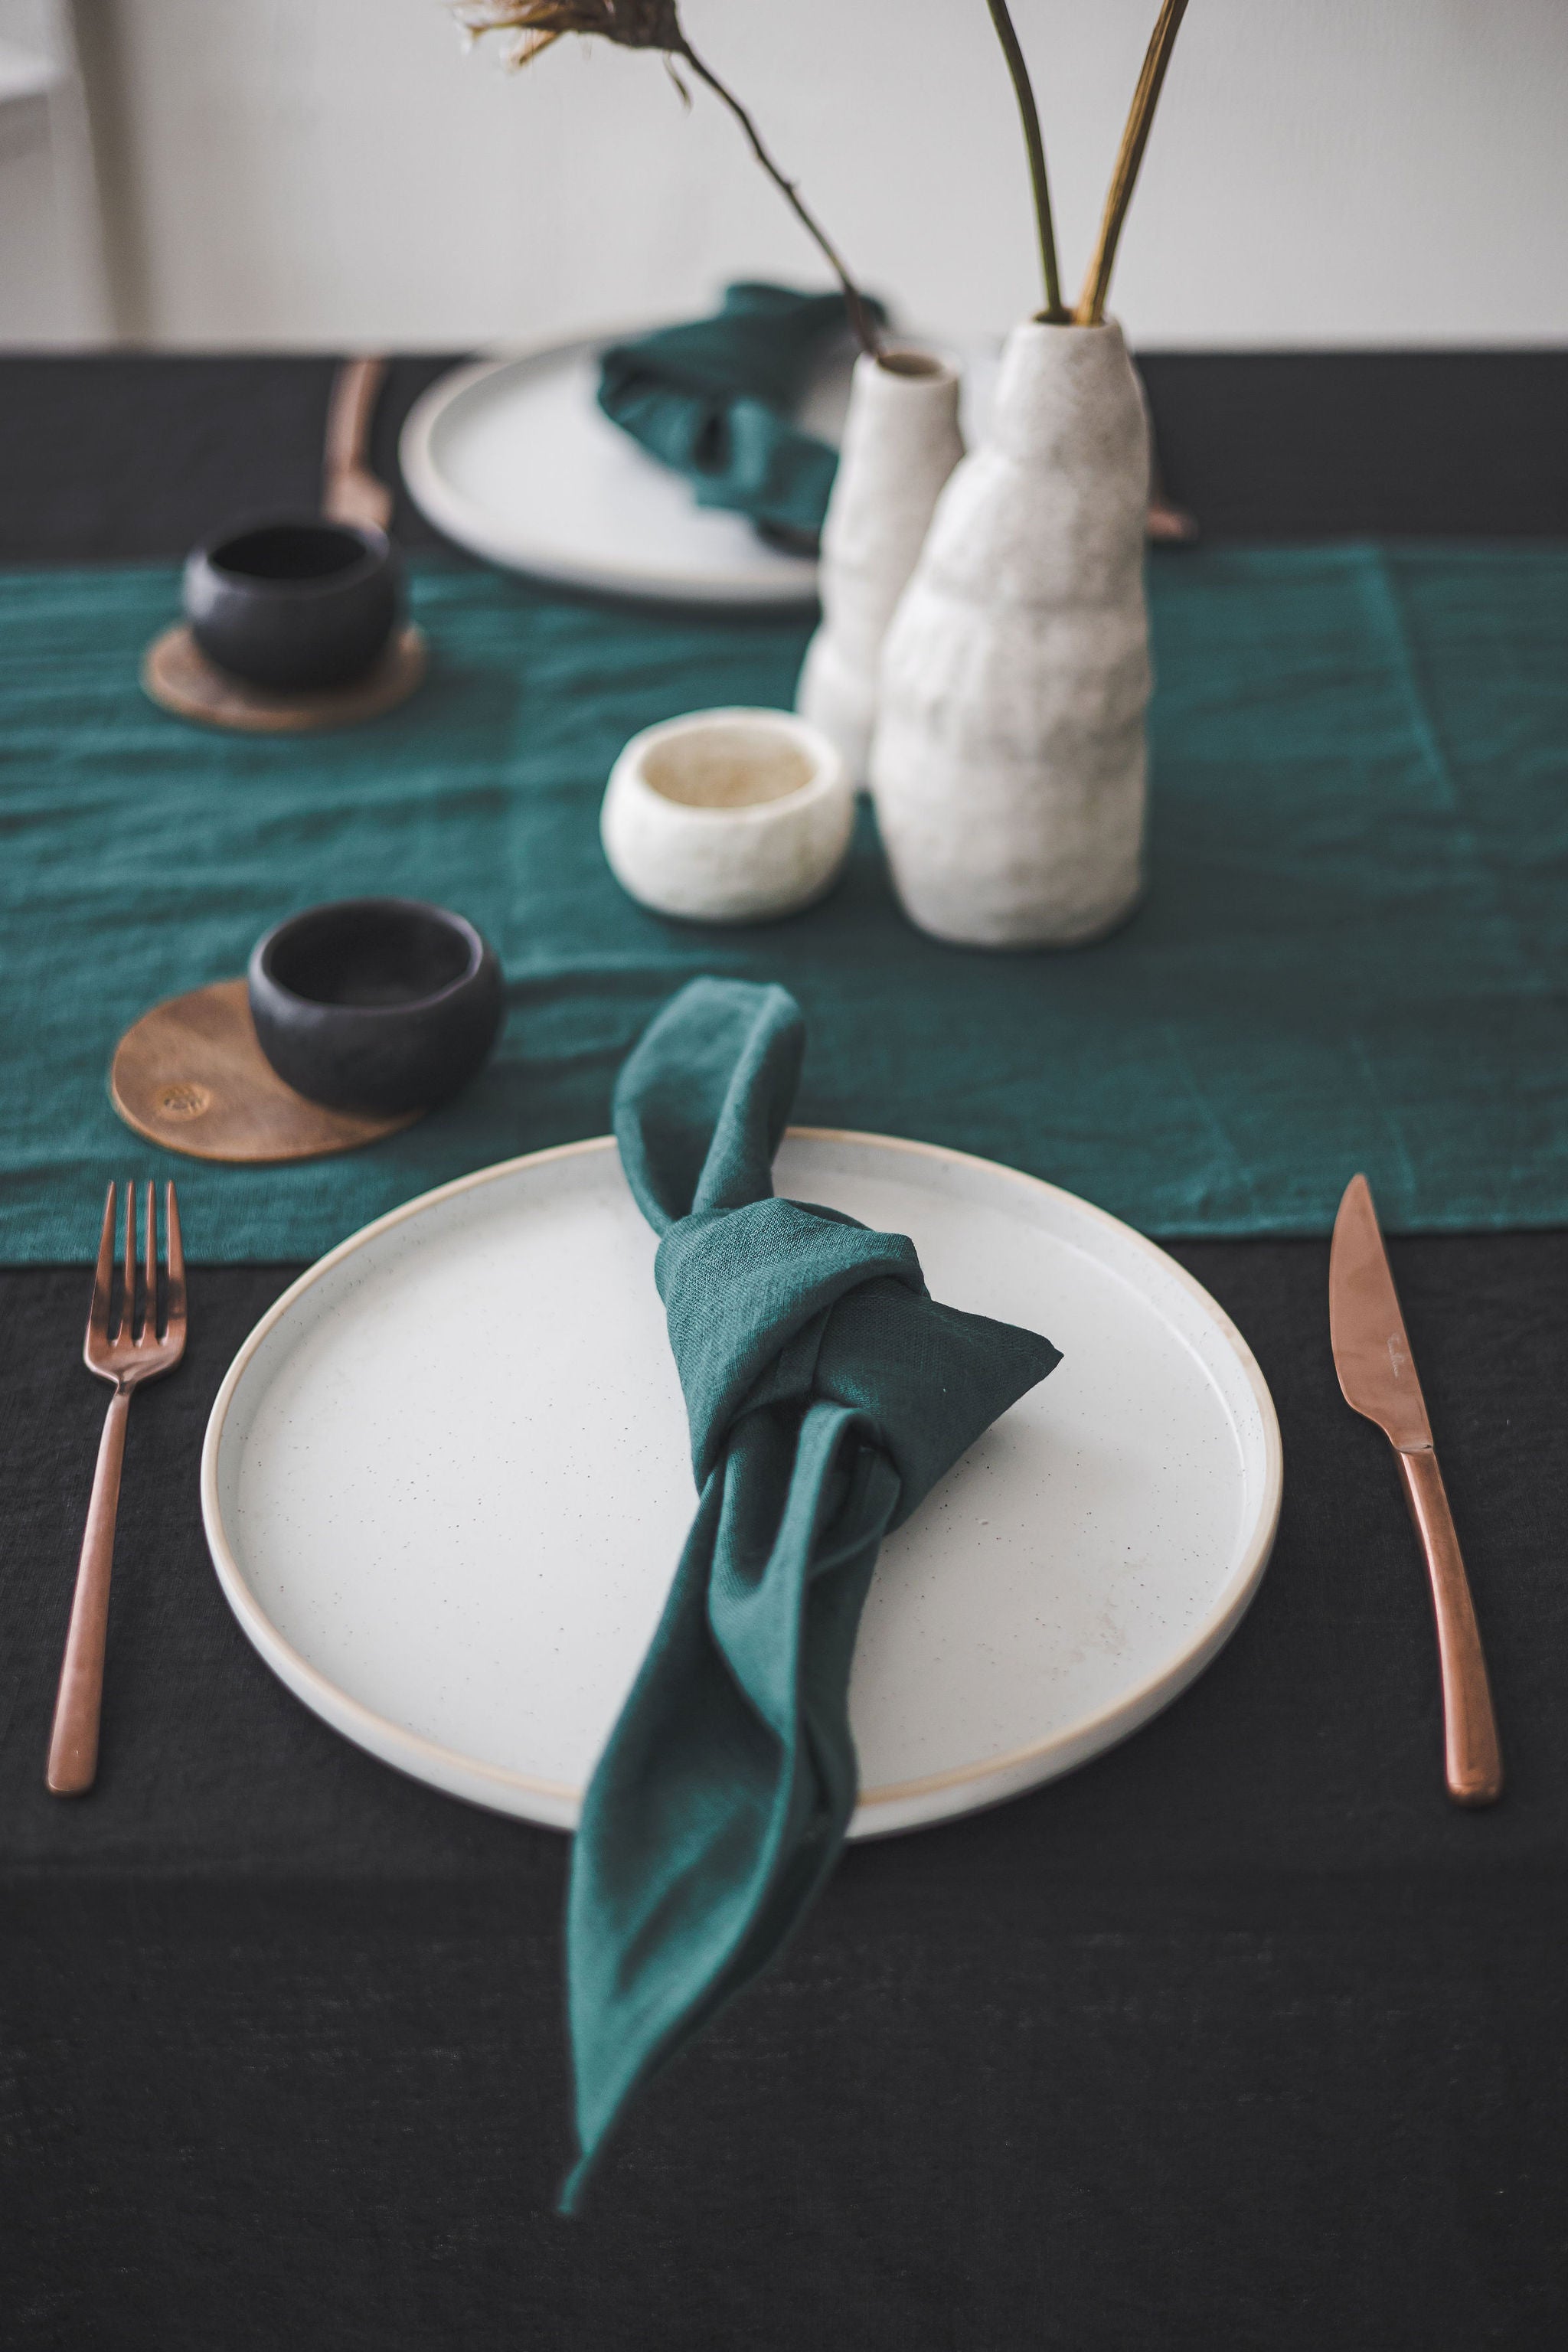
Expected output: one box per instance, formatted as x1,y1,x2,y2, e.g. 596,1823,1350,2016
1328,1174,1502,1805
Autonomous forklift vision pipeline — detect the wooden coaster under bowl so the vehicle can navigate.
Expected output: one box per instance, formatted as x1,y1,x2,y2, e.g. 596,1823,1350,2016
111,979,421,1163
141,623,427,735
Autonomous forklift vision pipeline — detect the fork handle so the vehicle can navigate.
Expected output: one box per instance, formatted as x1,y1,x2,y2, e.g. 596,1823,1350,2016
1396,1443,1503,1807
47,1384,132,1796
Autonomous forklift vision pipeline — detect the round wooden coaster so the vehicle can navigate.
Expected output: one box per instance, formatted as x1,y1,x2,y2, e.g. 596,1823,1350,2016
141,623,426,734
111,978,420,1163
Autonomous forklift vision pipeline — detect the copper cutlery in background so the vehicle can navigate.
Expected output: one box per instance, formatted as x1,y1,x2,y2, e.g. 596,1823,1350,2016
1145,445,1197,544
322,354,394,533
46,1183,187,1796
1329,1172,1502,1805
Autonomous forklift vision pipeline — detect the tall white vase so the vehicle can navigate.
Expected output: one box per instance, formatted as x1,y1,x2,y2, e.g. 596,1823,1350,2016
795,350,963,782
870,320,1151,948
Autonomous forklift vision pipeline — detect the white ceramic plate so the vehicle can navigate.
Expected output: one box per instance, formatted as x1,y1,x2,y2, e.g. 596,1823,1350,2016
201,1132,1280,1839
399,331,997,608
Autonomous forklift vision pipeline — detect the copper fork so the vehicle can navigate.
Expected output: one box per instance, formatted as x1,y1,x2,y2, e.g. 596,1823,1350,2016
46,1181,186,1795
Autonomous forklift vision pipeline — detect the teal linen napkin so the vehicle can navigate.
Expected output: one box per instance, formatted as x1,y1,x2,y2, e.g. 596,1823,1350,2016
561,978,1062,2207
597,282,863,541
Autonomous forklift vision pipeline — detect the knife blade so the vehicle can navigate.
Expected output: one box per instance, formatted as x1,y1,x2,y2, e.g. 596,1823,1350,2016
1329,1174,1502,1805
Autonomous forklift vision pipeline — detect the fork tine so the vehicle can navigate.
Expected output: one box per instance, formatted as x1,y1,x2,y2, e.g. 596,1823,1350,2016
142,1179,158,1344
164,1181,186,1338
122,1178,136,1344
87,1183,116,1349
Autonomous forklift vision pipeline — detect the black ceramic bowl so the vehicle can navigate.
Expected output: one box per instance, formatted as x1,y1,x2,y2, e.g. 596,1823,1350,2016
248,899,503,1116
184,517,401,691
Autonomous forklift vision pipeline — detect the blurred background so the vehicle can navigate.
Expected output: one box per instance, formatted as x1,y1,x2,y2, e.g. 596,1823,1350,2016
4,0,1566,352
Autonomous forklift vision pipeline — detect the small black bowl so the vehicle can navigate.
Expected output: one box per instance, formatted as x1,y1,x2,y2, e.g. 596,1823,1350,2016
248,899,503,1116
184,517,401,692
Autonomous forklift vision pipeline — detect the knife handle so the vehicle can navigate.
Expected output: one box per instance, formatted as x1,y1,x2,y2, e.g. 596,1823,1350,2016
1396,1446,1503,1806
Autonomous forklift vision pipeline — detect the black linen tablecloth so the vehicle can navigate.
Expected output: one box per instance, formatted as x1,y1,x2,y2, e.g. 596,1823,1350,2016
2,354,1566,2350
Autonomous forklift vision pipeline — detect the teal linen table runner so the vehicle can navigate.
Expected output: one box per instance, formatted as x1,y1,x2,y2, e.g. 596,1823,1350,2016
0,542,1564,1265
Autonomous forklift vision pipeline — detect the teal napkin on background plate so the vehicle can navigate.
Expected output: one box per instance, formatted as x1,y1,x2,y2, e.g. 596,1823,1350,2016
561,978,1062,2208
597,282,869,543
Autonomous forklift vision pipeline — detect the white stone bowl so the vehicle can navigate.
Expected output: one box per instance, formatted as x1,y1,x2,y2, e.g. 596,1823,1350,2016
600,707,854,925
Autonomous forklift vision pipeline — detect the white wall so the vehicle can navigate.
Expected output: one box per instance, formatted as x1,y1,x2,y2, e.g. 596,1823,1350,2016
17,0,1568,349
0,0,110,340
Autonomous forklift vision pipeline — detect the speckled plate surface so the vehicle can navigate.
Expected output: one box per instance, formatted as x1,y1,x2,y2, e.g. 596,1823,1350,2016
201,1132,1280,1838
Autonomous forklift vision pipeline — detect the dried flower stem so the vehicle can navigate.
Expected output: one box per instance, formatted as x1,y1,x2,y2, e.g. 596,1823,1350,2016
1076,0,1191,326
671,36,881,356
459,5,878,357
985,0,1066,324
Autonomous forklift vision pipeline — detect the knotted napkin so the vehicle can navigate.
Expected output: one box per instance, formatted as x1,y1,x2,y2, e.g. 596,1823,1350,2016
597,282,876,543
561,978,1061,2207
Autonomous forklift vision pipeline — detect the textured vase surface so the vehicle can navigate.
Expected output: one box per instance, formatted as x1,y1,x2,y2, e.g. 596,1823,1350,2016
870,321,1151,948
795,351,964,782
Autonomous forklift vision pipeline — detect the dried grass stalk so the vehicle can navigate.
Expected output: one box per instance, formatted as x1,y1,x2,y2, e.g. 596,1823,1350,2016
985,0,1066,324
1076,0,1191,327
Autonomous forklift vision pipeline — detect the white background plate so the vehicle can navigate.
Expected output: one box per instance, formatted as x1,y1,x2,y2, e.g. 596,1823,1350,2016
201,1132,1280,1838
399,332,996,609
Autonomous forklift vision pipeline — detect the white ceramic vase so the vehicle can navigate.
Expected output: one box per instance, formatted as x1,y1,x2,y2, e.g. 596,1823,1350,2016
795,350,964,782
870,320,1152,948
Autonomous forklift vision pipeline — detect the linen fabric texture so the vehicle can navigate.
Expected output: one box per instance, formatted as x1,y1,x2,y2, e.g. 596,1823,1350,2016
597,282,861,541
2,544,1567,1266
561,978,1060,2205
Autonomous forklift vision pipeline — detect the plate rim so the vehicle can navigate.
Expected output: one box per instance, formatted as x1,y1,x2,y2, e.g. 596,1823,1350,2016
200,1129,1283,1833
400,339,823,609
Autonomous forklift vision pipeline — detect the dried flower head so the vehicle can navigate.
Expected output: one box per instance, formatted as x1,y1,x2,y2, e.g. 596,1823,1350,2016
455,2,681,70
